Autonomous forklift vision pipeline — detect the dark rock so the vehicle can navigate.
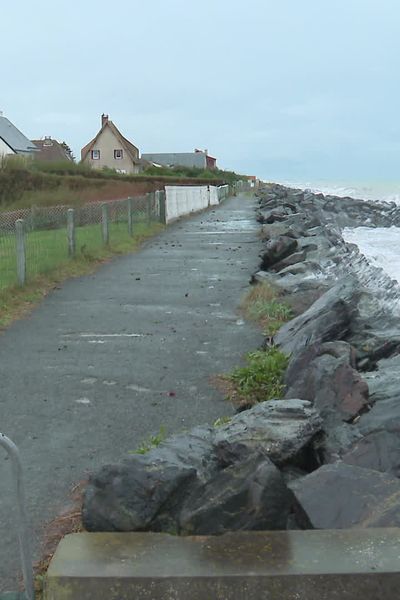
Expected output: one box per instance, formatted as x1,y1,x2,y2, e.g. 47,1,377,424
179,455,294,535
260,236,298,270
83,427,215,532
271,251,307,272
285,341,369,424
288,463,400,529
83,457,196,532
213,399,322,469
342,431,400,477
274,278,360,356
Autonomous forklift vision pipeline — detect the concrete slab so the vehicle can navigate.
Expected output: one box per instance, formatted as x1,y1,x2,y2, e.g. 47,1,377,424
45,529,400,599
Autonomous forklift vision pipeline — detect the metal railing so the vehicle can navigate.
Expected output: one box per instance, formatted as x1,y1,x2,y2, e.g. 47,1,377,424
0,434,34,600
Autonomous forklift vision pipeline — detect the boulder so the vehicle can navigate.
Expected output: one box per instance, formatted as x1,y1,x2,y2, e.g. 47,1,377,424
213,399,322,469
274,278,360,356
284,341,369,424
83,427,216,532
260,236,298,270
288,463,400,529
342,431,400,477
270,251,307,272
179,455,294,535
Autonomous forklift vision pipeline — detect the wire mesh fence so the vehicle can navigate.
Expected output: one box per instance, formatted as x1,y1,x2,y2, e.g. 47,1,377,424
0,193,162,293
0,182,247,295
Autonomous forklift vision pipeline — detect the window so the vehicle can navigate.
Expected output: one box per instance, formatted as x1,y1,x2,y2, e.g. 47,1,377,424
114,149,123,159
91,149,100,160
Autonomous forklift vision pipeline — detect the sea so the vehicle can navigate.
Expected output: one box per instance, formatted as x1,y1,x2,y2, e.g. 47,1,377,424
281,180,400,284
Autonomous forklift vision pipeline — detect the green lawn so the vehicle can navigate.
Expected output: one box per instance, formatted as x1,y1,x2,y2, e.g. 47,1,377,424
0,217,156,291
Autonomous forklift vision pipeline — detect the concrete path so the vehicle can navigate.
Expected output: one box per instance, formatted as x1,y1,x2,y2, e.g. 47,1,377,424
0,193,263,592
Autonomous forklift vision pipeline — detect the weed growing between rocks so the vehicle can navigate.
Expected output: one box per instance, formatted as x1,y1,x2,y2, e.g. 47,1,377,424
227,348,289,408
131,426,167,454
241,282,293,336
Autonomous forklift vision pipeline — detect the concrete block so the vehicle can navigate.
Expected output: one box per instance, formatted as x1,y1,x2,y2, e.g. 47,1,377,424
45,529,400,599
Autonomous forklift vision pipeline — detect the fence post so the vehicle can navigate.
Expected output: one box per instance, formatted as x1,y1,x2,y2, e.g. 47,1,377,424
16,219,26,287
67,208,76,257
127,197,133,237
101,203,109,245
146,192,153,225
159,190,167,224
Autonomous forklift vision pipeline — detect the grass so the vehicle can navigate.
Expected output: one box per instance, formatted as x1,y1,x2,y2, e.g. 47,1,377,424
225,348,289,408
130,426,167,454
240,282,293,336
0,221,163,329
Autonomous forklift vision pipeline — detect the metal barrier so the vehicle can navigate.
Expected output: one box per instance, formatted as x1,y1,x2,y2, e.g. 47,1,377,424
0,434,34,600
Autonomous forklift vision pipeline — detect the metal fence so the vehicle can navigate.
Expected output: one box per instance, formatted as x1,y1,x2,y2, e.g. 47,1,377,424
0,192,162,291
0,182,250,293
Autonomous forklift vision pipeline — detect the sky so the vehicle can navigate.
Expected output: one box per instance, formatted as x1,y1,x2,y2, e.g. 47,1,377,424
2,0,400,182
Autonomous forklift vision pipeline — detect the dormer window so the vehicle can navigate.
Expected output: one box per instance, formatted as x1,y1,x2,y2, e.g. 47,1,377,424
91,149,100,160
114,149,123,160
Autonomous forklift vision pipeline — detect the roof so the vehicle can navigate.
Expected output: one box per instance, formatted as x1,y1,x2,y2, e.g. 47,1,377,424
31,138,73,162
0,115,38,154
81,119,140,164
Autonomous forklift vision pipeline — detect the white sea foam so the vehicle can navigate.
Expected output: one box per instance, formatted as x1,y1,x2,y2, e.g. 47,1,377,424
343,226,400,284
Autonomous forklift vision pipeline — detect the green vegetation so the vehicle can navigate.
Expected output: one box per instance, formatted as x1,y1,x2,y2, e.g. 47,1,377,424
0,221,163,329
0,155,244,210
142,165,245,184
131,426,167,454
227,348,289,407
213,415,232,427
240,282,293,336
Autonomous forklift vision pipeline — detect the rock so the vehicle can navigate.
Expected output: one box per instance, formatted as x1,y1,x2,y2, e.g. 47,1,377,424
274,278,360,356
270,251,307,272
83,457,196,532
179,455,294,535
288,463,400,529
83,427,216,532
213,399,322,469
342,431,400,477
260,236,298,270
285,341,369,424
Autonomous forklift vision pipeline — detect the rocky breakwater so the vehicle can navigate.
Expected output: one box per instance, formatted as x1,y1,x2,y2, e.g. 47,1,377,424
82,183,400,533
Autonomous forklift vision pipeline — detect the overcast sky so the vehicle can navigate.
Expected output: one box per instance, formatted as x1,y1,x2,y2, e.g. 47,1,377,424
2,0,399,182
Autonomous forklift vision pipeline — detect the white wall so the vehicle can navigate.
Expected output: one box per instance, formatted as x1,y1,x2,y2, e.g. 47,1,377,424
0,138,15,156
165,185,226,222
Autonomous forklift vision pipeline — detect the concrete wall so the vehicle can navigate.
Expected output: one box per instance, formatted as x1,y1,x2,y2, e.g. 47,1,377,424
83,127,139,174
0,138,15,156
165,185,223,222
142,152,207,169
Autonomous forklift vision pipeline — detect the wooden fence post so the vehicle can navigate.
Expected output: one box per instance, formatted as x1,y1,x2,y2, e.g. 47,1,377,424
146,193,153,224
127,197,133,237
159,191,167,224
16,219,26,287
67,208,76,257
102,203,109,245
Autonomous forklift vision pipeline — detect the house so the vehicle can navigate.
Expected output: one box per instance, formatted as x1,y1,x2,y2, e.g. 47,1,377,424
81,114,141,174
142,149,217,170
0,111,38,157
31,137,74,162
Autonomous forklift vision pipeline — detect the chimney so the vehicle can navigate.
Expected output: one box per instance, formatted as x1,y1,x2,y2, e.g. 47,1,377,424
101,113,109,127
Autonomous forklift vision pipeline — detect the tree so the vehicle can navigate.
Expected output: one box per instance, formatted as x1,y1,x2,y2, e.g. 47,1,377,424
60,141,75,162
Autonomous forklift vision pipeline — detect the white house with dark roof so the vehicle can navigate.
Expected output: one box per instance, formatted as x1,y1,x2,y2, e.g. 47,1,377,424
0,112,38,157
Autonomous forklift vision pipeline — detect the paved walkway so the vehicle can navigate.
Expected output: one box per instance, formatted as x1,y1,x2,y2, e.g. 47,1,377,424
0,193,263,592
